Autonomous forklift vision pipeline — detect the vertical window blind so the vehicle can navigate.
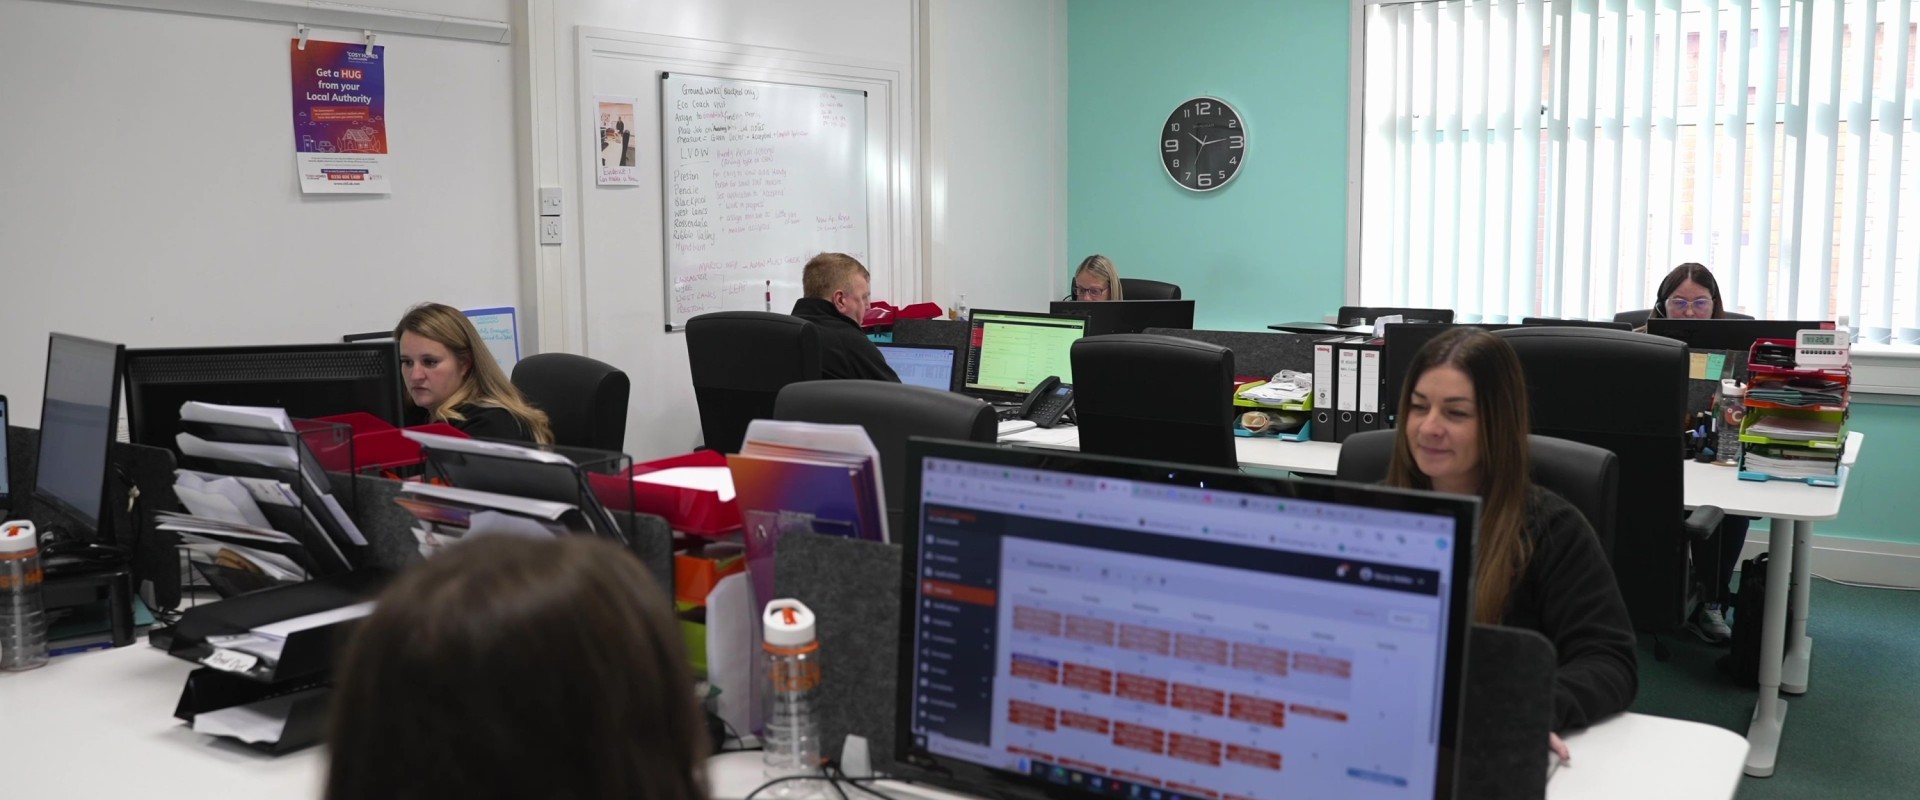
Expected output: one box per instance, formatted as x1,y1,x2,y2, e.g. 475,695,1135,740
1356,0,1918,343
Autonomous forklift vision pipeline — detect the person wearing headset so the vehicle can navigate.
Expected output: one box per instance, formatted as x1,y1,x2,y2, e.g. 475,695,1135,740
1386,327,1637,750
1641,262,1748,644
1067,254,1124,301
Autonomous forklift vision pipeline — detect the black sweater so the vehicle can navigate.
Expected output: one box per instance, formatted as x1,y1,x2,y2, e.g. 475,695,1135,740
1504,485,1639,732
445,403,536,444
790,297,901,382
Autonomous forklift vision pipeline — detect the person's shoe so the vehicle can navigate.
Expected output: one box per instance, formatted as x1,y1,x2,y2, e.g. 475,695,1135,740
1689,605,1732,643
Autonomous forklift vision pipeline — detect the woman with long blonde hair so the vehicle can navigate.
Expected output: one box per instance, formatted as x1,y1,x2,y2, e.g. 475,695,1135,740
394,303,553,444
1385,327,1635,739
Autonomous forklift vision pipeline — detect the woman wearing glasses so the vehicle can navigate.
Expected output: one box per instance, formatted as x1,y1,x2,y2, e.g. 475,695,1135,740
1648,262,1726,322
1643,262,1745,644
1069,254,1124,301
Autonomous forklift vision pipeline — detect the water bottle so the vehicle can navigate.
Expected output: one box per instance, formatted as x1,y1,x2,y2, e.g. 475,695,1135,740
762,598,825,792
949,294,970,321
1716,380,1746,466
1,520,49,671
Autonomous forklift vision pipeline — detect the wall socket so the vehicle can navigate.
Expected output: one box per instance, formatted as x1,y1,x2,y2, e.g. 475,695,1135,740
540,217,562,245
539,187,563,216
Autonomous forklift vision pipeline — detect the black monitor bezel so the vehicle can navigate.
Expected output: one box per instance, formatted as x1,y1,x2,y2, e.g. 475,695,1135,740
895,438,1478,800
1047,300,1198,337
877,342,963,393
34,333,127,534
123,341,404,451
962,309,1089,401
1644,318,1835,352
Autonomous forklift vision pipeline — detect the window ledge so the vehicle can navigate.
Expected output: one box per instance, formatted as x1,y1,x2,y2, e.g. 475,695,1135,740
1850,343,1920,397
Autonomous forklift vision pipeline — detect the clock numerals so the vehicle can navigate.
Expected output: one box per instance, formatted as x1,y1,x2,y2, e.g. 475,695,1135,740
1161,97,1245,192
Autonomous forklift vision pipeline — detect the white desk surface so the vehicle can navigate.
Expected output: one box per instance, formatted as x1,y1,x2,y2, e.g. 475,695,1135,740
5,646,1742,800
709,712,1745,800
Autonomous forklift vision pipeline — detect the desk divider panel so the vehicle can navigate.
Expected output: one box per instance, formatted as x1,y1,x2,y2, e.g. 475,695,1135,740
772,533,1552,799
891,319,971,350
1141,328,1320,378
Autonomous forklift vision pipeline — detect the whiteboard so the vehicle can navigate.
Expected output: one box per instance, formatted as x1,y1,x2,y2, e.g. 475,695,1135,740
660,73,869,329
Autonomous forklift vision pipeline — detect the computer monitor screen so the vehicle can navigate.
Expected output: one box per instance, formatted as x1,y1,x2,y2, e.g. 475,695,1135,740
36,333,126,531
1048,300,1198,337
124,342,403,451
1645,319,1835,352
898,440,1477,800
964,310,1087,398
0,397,11,511
879,344,960,392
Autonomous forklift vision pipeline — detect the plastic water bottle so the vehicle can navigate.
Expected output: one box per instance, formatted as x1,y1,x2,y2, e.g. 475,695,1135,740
1,520,49,671
762,598,825,793
950,294,970,321
1716,380,1746,466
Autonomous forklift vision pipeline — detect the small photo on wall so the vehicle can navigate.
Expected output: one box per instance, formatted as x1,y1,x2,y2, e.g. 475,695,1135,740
597,95,639,184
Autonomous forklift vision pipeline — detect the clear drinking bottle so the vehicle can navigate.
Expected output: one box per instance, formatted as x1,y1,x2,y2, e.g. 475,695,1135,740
1,520,50,671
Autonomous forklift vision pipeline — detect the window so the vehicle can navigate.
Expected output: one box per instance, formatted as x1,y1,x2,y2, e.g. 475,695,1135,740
1355,0,1919,342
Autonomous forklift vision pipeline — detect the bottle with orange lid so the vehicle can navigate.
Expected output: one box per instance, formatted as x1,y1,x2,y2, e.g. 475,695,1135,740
762,598,824,791
1,520,48,671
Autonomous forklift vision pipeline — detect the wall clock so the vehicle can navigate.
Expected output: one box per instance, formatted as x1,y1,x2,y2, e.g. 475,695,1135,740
1160,96,1246,192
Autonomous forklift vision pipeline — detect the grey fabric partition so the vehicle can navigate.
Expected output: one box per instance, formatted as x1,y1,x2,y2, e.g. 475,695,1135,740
891,318,970,350
1141,328,1320,377
774,533,1557,800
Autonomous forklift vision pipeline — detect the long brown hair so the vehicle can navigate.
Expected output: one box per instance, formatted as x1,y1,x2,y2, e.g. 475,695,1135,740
394,302,553,444
325,536,707,800
1649,262,1726,319
1385,327,1533,623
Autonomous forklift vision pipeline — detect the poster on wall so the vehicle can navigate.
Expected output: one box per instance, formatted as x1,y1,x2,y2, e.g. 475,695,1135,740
291,40,390,194
596,95,639,185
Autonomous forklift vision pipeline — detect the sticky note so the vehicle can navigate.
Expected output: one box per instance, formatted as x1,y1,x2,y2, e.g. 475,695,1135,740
1705,353,1728,380
1689,352,1710,380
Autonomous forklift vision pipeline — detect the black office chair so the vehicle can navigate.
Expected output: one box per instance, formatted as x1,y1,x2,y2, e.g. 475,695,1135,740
1069,334,1236,470
1119,278,1182,300
684,311,821,453
1336,306,1456,326
1337,430,1620,558
510,353,631,452
774,381,995,534
1493,327,1722,645
1612,308,1756,327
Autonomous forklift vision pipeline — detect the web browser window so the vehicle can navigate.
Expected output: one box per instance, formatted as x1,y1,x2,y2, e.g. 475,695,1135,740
907,456,1461,799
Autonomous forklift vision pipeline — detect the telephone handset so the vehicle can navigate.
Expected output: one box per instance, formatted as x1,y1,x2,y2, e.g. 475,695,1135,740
1018,376,1076,428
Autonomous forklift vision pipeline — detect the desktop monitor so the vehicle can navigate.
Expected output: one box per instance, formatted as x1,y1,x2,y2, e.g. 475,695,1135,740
1048,300,1198,337
1379,323,1523,427
35,333,127,535
1521,317,1632,331
878,344,961,392
897,440,1478,800
963,310,1088,399
124,342,404,451
1645,319,1835,352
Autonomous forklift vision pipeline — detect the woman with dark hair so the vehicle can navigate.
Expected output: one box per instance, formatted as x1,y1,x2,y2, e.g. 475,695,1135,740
1385,327,1637,742
1648,262,1726,321
325,536,707,800
394,302,553,444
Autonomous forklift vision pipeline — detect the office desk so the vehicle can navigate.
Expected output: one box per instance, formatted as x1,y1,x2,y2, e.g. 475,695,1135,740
1682,429,1863,778
707,711,1746,800
1004,427,1868,778
1000,425,1342,476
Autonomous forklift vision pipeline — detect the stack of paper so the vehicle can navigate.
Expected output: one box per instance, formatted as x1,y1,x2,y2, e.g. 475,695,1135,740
1742,444,1841,479
1747,416,1843,442
396,481,580,558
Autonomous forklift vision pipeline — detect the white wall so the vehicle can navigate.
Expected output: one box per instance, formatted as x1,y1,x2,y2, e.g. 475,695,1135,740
924,0,1069,312
520,0,1066,460
0,0,521,425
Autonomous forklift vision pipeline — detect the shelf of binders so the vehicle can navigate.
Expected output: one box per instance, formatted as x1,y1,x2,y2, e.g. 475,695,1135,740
165,417,368,595
1737,339,1850,486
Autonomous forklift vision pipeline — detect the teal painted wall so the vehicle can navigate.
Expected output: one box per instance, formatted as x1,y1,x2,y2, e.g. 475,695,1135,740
1068,0,1351,331
1821,401,1920,546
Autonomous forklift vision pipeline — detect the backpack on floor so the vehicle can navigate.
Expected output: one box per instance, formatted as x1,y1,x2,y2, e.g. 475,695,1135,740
1718,552,1767,687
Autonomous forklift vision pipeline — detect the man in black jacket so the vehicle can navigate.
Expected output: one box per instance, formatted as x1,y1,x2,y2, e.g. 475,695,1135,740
789,253,900,382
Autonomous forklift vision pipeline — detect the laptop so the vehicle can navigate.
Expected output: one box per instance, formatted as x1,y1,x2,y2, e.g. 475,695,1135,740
897,440,1478,800
877,343,960,393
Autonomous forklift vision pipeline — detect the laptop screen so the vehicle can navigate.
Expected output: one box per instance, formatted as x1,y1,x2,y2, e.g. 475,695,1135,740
878,345,958,392
900,442,1474,800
